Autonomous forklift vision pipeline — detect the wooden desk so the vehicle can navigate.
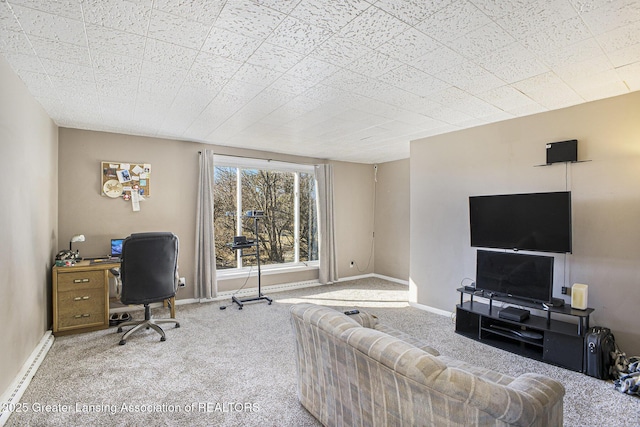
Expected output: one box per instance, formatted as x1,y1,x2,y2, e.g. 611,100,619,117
52,260,118,336
52,260,176,336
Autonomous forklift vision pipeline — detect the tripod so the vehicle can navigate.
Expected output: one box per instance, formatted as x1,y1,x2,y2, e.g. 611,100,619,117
231,216,272,309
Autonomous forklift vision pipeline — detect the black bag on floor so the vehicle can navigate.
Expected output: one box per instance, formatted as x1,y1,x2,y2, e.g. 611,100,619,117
584,326,616,379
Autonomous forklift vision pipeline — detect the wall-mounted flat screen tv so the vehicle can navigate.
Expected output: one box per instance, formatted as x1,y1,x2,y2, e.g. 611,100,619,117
476,250,554,304
469,191,572,253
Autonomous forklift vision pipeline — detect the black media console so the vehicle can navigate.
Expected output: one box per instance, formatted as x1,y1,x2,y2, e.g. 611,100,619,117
455,288,594,372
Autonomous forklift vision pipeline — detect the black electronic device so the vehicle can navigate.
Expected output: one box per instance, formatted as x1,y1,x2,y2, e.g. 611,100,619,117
546,139,578,164
344,309,360,315
469,191,572,253
498,306,531,322
475,250,554,304
110,238,124,258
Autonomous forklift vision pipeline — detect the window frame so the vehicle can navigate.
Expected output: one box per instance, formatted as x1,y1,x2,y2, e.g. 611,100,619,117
213,155,319,276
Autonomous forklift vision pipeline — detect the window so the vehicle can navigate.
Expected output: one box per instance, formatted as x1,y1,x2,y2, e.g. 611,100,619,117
213,157,318,271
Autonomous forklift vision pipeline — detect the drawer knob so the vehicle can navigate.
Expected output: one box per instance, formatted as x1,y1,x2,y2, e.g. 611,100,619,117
73,278,90,283
73,296,91,301
74,314,91,318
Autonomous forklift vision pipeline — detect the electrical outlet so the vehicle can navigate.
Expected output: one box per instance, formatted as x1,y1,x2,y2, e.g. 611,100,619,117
350,261,354,268
179,277,186,287
561,286,567,295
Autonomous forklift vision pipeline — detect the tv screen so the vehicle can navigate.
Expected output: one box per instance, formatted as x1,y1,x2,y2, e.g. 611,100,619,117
476,250,554,304
469,191,572,253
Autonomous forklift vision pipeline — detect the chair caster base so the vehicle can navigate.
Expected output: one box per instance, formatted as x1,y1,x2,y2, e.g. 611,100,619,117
160,336,166,342
119,340,126,345
117,327,123,333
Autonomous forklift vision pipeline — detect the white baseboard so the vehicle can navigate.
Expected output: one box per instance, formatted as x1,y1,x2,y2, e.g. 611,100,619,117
409,301,453,318
0,331,54,427
337,273,374,282
372,274,409,286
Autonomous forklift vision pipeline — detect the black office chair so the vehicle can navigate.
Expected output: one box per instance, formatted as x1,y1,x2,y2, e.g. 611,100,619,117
111,232,180,345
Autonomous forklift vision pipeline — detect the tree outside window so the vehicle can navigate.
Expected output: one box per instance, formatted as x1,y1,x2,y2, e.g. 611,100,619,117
214,163,318,270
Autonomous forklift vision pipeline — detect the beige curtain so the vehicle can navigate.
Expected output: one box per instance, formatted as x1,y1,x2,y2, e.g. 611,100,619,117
315,164,338,284
194,149,217,299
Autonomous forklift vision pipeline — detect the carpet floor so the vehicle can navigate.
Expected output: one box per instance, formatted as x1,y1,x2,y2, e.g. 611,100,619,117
6,278,639,426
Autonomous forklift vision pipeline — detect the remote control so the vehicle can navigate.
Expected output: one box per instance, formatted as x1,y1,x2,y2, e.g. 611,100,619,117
344,309,360,315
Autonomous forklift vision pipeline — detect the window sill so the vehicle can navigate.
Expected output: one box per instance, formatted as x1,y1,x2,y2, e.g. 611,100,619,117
216,262,319,280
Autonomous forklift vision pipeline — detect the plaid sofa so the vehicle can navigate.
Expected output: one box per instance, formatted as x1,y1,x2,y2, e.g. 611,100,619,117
290,303,564,427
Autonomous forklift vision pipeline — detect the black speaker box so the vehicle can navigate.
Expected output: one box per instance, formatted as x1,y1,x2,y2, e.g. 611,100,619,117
546,139,578,164
498,306,530,322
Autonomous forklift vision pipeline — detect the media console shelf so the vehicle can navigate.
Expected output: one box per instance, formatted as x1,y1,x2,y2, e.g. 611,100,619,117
455,288,594,372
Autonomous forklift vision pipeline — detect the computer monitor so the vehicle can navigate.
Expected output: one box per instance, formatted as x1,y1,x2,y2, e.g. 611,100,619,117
110,238,124,258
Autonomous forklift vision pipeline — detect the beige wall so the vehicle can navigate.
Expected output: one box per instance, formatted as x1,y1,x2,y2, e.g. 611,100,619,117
0,57,58,395
332,161,376,278
374,159,410,280
57,129,377,297
410,91,640,355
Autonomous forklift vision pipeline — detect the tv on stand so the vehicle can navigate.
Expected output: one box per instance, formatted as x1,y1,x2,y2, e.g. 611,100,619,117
475,250,554,305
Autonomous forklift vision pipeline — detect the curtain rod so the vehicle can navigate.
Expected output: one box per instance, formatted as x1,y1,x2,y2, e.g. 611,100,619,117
198,151,323,167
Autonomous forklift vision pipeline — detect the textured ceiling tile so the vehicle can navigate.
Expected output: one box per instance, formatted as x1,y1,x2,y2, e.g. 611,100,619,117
0,27,33,54
416,1,490,44
375,0,453,26
144,38,198,70
86,24,145,58
566,68,629,101
608,43,640,68
577,0,640,35
554,55,614,81
91,49,142,75
221,78,268,100
201,27,262,61
153,0,225,26
286,57,339,84
8,0,83,21
476,42,549,84
266,16,332,54
496,2,578,40
520,15,594,55
309,35,373,67
337,6,410,49
11,4,86,46
148,8,210,50
29,35,91,65
409,45,466,74
41,58,94,82
1,51,42,73
469,0,531,19
289,0,370,32
512,72,584,109
215,0,285,39
83,0,151,36
233,62,282,86
376,27,440,63
597,21,640,54
378,64,449,96
450,95,504,118
346,50,403,78
247,42,305,73
12,68,54,97
141,60,188,85
478,85,537,111
537,38,605,69
254,0,302,15
436,60,505,94
268,75,320,100
448,22,516,61
1,2,21,32
94,72,139,98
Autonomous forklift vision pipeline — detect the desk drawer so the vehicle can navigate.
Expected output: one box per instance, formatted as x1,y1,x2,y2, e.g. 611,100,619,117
56,270,104,292
57,288,105,329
